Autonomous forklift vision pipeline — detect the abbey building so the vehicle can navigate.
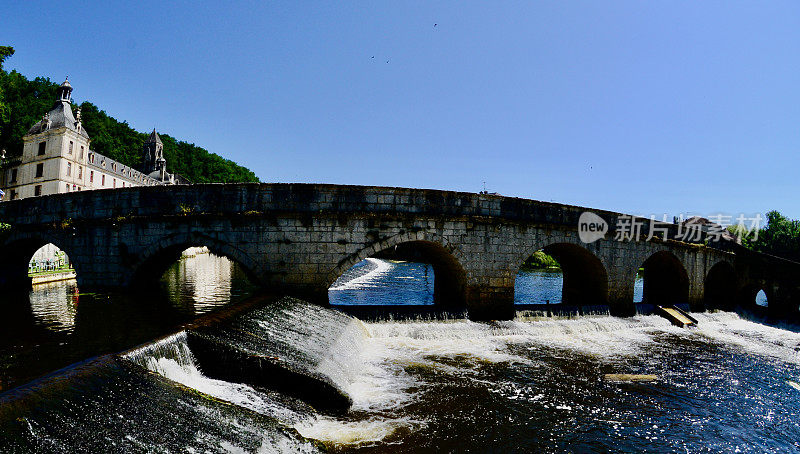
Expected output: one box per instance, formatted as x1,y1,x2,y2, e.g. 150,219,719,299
0,78,185,201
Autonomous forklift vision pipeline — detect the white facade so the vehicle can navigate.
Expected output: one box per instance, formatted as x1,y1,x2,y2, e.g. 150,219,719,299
1,79,163,201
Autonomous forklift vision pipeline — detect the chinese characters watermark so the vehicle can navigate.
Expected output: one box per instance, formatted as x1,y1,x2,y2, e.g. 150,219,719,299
579,212,762,244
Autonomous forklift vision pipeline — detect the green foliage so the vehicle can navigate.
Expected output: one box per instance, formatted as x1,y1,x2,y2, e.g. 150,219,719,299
521,250,560,270
0,221,11,243
0,46,17,126
745,210,800,262
0,47,13,70
0,65,259,183
727,224,755,249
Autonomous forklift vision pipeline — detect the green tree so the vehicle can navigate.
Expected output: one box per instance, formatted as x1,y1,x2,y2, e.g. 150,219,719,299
0,46,16,125
750,211,800,261
521,250,560,270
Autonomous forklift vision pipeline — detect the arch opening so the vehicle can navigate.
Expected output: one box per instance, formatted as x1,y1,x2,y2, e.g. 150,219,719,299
132,241,259,315
737,284,770,312
328,240,467,309
0,238,78,291
755,289,769,307
636,251,689,307
514,243,609,313
704,261,737,310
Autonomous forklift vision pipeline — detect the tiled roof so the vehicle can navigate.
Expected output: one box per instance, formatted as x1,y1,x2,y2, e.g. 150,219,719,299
26,100,90,139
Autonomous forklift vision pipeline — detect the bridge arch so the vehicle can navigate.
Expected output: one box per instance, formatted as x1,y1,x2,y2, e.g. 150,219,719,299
513,241,609,309
638,251,689,306
704,260,737,310
128,231,262,288
0,231,79,290
326,231,468,308
738,283,771,310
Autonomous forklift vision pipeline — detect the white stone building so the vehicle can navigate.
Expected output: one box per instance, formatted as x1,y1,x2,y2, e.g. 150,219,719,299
0,78,178,201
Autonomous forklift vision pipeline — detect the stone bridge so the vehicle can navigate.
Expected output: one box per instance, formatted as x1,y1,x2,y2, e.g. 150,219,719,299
0,183,796,321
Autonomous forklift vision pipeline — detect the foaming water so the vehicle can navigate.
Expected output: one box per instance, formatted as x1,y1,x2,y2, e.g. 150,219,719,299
330,258,393,291
326,311,800,452
125,332,311,425
330,258,434,305
122,304,421,448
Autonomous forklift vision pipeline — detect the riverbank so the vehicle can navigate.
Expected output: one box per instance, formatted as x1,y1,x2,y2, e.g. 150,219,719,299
29,269,76,285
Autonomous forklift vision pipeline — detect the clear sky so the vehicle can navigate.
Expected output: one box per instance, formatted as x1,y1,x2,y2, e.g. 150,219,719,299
2,1,798,220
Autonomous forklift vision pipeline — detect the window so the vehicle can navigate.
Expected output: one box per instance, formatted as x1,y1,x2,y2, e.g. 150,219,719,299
38,142,46,155
80,146,84,159
89,153,94,164
66,184,70,192
10,189,17,199
68,141,73,155
78,166,83,179
113,178,116,188
34,185,42,196
10,168,17,182
102,174,105,186
66,162,72,176
35,163,44,178
90,170,94,183
72,184,76,191
122,182,125,187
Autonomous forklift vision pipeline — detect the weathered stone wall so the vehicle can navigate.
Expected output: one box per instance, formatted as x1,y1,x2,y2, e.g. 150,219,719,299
0,183,760,320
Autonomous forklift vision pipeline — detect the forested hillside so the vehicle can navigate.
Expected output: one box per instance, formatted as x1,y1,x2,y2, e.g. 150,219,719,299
0,56,258,183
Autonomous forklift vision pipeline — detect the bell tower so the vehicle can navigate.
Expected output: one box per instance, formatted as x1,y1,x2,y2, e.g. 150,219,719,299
142,129,163,174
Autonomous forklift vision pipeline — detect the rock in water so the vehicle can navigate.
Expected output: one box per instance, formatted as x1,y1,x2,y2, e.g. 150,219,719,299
187,297,368,413
604,374,658,382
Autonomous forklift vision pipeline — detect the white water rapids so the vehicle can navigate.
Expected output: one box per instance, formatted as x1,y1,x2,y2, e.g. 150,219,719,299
124,305,800,449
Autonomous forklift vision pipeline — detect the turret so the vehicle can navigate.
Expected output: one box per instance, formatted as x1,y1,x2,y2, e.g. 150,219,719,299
57,78,72,103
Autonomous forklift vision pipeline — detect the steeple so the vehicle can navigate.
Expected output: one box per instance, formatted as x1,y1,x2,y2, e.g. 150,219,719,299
143,128,165,174
145,128,162,145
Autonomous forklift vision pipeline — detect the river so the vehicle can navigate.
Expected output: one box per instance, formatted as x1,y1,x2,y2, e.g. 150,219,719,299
1,255,799,452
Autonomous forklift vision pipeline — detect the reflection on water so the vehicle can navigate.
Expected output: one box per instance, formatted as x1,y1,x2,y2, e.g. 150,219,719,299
28,280,80,333
162,252,257,315
0,253,256,391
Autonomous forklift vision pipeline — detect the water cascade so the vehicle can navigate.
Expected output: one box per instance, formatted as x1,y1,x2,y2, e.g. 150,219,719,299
0,355,322,452
185,297,369,412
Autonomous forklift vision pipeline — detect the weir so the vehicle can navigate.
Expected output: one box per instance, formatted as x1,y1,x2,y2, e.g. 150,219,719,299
184,297,367,412
0,355,322,452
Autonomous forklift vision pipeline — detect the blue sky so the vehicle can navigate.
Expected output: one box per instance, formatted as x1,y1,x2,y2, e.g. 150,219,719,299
3,1,799,220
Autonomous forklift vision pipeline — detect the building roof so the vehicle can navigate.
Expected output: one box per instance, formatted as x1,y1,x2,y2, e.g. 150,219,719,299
26,79,89,139
145,129,162,145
